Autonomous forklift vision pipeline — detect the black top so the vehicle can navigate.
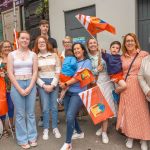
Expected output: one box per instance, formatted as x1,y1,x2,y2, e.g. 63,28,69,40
48,37,58,48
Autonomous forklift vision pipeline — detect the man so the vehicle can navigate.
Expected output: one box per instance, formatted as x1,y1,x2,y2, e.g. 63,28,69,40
39,20,58,53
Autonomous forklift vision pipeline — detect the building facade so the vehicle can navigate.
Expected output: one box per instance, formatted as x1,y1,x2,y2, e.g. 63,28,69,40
49,0,150,52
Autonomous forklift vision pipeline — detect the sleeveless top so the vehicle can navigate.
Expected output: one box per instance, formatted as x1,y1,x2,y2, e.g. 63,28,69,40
11,50,34,76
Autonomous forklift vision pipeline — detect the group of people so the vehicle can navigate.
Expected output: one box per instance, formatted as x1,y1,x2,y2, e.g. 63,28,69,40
0,19,150,150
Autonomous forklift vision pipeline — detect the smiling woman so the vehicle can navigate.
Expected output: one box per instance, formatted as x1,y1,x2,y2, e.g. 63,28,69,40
7,31,38,149
116,33,150,150
59,43,92,150
33,36,61,140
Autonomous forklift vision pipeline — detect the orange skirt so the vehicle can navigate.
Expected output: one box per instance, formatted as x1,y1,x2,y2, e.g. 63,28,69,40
110,72,123,83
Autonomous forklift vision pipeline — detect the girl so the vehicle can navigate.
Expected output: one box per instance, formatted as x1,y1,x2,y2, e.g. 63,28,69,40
7,31,38,149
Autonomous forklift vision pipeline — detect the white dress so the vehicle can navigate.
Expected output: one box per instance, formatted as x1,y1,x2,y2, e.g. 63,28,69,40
89,53,117,117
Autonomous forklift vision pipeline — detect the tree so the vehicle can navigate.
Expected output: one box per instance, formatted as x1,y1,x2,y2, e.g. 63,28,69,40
35,0,49,19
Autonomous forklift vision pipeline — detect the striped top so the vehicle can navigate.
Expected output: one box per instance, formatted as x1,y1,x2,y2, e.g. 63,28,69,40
11,50,34,76
37,52,61,87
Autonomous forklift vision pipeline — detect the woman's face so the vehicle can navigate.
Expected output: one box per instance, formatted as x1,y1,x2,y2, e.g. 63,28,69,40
125,35,136,52
73,44,84,60
38,38,47,53
18,33,30,49
87,39,98,52
63,38,72,51
1,42,12,56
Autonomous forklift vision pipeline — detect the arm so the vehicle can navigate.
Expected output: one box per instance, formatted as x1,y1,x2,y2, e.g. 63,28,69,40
25,53,38,94
138,59,150,96
7,53,26,96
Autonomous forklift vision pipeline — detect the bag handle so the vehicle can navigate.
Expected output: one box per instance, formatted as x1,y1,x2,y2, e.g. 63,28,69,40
125,51,140,81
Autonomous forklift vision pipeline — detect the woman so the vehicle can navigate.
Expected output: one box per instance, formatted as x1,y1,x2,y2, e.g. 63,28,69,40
87,38,116,144
138,55,150,102
7,31,38,149
33,36,61,140
0,41,14,137
59,43,92,150
116,33,150,150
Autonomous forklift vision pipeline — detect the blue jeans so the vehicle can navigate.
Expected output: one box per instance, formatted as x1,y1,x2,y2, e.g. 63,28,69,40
10,80,37,145
64,91,83,143
37,78,59,129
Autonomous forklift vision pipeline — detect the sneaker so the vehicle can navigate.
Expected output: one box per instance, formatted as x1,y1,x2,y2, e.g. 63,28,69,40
72,132,84,140
38,117,43,127
53,128,61,138
29,140,38,147
43,129,49,140
140,140,148,150
102,132,109,144
126,138,133,149
60,143,72,150
96,128,102,136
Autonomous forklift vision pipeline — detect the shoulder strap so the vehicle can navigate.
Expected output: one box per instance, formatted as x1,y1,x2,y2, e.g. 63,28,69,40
125,51,140,81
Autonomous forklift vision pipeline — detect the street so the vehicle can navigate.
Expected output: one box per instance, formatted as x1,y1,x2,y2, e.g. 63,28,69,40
0,101,148,150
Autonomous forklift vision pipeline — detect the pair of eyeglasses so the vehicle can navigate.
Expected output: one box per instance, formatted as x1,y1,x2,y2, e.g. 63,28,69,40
38,41,46,44
126,40,135,43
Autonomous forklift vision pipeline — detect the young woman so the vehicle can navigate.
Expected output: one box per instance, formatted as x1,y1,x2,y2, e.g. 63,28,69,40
59,43,92,150
0,41,14,137
33,36,61,140
87,38,117,144
116,33,150,150
7,31,38,149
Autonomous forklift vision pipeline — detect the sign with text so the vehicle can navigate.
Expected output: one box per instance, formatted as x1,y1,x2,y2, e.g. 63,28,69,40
0,0,24,12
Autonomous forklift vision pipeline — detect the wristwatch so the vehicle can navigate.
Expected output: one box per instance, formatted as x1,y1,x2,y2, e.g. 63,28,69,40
64,82,68,87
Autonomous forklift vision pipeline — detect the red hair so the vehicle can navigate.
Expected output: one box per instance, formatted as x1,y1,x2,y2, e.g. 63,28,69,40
33,36,54,54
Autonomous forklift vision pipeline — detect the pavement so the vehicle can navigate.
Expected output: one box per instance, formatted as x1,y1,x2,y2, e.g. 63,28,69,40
0,101,149,150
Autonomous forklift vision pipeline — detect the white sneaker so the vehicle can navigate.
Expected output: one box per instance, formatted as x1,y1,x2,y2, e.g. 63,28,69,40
140,140,148,150
53,128,61,138
60,143,72,150
102,132,109,144
43,129,49,140
72,132,84,140
126,138,133,149
96,128,102,136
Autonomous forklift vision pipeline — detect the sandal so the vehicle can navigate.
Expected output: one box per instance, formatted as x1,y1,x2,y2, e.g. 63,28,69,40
20,144,30,149
2,129,9,138
29,140,37,147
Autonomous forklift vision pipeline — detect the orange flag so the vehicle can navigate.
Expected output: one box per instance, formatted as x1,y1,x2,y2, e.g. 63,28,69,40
13,29,19,49
74,68,95,87
75,14,116,35
0,77,8,116
79,86,114,125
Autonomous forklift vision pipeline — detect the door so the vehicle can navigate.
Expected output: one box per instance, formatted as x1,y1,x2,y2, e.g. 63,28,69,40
64,5,96,44
138,0,150,51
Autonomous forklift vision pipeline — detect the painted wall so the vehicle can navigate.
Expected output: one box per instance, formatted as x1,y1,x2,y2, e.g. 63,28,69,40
49,0,137,51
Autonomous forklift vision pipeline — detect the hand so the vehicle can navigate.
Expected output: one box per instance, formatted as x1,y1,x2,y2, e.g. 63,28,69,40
0,72,5,77
24,87,32,95
18,88,27,96
115,87,122,94
147,91,150,97
43,84,54,93
97,64,103,72
59,82,66,89
101,48,106,53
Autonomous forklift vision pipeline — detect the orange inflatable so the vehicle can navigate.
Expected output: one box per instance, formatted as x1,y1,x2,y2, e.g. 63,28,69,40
0,77,8,116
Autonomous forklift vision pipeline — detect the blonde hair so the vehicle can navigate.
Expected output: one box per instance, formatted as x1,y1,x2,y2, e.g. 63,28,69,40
62,36,72,43
122,33,141,55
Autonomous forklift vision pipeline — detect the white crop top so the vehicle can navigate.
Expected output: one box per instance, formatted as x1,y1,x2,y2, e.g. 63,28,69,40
11,50,34,76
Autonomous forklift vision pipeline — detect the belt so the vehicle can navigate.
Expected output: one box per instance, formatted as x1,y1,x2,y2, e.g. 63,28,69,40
15,74,32,80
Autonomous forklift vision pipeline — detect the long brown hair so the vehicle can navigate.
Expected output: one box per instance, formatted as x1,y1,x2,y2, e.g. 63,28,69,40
33,36,54,54
122,33,141,55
